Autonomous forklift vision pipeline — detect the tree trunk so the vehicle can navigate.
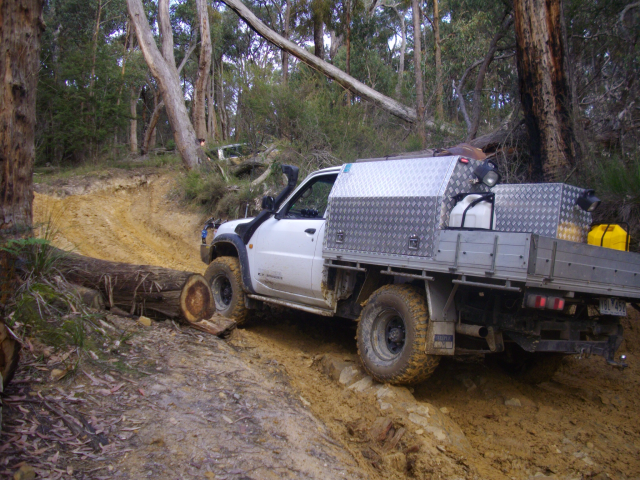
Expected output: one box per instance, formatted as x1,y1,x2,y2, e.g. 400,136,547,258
58,252,214,323
127,0,206,170
329,31,343,60
142,98,163,155
393,7,406,98
411,0,426,147
467,13,514,141
433,0,443,119
207,71,218,141
217,58,229,140
219,0,418,123
158,0,177,78
514,0,576,182
114,22,132,147
345,0,351,104
193,0,212,140
89,0,102,96
312,0,324,60
141,42,197,155
282,0,291,84
130,87,138,153
235,85,243,141
0,0,44,232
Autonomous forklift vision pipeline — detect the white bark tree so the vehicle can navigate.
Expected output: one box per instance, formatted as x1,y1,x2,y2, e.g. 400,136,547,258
192,0,212,140
127,0,206,169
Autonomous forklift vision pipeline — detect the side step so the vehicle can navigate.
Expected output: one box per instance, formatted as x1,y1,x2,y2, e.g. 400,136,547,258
246,294,335,317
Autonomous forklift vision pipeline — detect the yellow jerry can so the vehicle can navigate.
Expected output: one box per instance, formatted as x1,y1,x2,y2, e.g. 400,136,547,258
588,224,630,251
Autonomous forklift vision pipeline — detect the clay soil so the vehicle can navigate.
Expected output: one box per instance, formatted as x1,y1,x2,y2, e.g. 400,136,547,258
3,168,638,480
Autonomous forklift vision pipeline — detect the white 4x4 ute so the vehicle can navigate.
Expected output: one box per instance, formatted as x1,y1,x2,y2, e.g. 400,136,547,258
201,157,640,385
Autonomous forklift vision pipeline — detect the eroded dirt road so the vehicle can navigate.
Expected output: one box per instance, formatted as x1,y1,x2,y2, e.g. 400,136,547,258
31,170,640,479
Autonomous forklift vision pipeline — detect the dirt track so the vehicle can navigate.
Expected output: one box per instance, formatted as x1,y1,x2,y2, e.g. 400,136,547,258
33,170,640,479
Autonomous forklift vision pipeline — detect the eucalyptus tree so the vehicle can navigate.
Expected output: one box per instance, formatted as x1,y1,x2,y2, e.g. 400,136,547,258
127,0,207,169
514,0,578,181
0,0,44,232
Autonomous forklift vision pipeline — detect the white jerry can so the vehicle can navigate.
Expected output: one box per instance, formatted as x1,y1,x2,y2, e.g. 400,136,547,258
449,194,495,229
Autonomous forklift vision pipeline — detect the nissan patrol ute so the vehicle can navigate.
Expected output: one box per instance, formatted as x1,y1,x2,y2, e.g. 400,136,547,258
200,155,640,385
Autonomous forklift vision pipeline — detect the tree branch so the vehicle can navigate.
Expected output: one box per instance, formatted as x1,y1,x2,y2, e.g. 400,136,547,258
219,0,418,123
467,12,514,141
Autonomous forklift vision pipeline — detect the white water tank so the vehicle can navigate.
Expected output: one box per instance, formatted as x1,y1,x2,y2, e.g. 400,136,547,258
449,194,495,229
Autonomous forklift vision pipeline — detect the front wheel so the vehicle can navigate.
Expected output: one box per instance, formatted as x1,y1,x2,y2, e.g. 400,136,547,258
357,284,440,385
204,256,249,324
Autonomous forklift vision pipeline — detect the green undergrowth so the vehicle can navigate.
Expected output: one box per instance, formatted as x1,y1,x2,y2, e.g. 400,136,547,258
583,154,640,252
34,153,182,185
176,160,283,220
1,232,136,379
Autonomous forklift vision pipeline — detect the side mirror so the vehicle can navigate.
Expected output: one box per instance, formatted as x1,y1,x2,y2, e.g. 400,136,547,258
261,195,275,211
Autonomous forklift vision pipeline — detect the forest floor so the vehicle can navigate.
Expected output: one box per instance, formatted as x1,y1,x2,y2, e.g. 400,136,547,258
2,166,639,480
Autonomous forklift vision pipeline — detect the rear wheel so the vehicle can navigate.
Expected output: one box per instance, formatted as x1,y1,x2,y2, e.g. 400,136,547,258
204,256,249,324
357,284,440,385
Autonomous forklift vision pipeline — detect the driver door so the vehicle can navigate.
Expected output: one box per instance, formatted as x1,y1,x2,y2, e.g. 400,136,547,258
252,174,337,306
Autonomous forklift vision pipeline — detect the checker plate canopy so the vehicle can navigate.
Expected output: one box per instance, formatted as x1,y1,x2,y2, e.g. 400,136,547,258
323,156,486,258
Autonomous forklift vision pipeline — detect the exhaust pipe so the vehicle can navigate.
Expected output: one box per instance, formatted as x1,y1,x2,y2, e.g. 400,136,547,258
456,323,488,338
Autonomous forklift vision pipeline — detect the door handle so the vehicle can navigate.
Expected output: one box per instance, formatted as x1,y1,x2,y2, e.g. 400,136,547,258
305,228,316,234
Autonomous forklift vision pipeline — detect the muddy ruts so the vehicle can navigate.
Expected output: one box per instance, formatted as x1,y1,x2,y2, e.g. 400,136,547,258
57,249,214,322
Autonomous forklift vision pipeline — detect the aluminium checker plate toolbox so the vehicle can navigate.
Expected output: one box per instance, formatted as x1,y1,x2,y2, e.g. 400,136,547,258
323,155,488,258
492,183,592,243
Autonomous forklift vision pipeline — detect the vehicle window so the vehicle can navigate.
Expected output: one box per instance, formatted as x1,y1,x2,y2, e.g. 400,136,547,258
238,145,253,156
285,174,338,219
221,144,252,159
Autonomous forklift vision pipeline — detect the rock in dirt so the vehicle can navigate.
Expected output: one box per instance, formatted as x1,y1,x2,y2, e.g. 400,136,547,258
339,365,363,385
13,465,36,480
349,376,374,392
317,354,354,381
138,316,152,327
505,398,522,407
317,359,472,454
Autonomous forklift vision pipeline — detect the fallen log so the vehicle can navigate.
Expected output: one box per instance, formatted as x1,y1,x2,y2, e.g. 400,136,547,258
1,249,22,391
58,251,214,323
231,158,270,177
69,284,105,310
0,320,20,389
470,119,527,153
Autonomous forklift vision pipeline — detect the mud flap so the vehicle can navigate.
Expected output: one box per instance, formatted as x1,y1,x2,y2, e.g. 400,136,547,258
425,273,457,355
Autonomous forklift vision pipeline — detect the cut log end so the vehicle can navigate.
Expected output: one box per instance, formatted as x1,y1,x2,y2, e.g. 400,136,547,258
180,274,214,323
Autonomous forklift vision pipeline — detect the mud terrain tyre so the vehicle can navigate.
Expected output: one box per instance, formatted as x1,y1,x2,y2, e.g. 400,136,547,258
204,257,249,325
357,284,440,385
490,344,565,384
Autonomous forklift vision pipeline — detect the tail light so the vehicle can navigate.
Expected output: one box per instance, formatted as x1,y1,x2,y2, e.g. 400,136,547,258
546,297,565,311
526,294,565,310
526,295,546,309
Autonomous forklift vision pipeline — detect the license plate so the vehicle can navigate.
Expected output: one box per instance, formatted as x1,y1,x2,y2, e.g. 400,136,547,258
599,298,627,316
